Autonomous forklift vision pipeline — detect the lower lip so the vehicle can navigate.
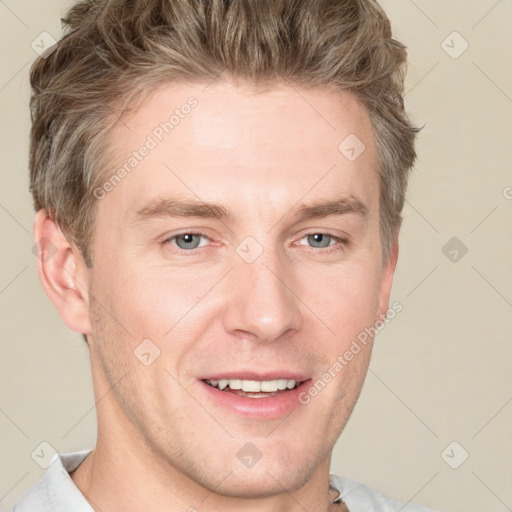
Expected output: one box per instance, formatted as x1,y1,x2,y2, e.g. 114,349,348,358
199,380,311,419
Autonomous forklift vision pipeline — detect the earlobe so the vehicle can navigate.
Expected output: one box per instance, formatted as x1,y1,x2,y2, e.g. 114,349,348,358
33,209,92,335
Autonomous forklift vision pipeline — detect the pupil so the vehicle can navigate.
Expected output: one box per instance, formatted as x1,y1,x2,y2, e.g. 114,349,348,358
309,233,330,248
178,234,200,249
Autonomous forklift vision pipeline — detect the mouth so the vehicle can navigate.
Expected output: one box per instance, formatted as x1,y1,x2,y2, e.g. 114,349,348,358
203,378,304,398
199,374,311,418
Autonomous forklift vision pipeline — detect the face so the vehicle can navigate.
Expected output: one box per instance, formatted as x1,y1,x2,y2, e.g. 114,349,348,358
83,81,397,497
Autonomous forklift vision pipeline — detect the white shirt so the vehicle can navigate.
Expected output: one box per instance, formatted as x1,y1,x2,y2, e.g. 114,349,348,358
12,450,439,511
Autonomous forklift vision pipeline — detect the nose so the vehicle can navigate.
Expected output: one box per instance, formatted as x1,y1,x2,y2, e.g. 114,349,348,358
222,248,304,343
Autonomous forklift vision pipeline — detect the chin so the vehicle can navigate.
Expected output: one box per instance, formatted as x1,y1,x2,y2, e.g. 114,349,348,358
211,464,313,499
206,444,323,499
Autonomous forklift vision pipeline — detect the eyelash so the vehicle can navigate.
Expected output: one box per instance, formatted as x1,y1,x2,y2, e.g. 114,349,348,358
162,231,349,255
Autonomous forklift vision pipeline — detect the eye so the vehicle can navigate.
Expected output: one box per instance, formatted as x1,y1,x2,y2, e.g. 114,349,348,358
164,232,210,251
297,233,347,252
161,231,347,254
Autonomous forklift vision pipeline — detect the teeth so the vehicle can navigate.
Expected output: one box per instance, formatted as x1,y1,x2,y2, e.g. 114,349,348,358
277,379,288,390
206,378,298,392
228,379,242,390
260,380,279,392
242,380,261,392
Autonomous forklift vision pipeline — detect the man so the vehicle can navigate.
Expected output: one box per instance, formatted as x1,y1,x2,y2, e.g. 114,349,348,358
14,0,435,510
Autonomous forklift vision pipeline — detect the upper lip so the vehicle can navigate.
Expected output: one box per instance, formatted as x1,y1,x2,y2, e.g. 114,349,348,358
200,371,310,382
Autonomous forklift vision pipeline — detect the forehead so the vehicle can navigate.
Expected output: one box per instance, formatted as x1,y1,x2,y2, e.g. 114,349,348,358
99,80,379,223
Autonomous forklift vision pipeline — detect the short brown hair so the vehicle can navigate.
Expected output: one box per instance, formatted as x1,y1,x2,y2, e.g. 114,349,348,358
29,0,419,268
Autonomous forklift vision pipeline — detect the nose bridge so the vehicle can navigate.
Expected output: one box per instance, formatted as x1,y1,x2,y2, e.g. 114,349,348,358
222,239,303,342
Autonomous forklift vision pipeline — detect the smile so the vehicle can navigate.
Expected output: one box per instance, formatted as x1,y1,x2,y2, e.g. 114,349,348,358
203,378,302,398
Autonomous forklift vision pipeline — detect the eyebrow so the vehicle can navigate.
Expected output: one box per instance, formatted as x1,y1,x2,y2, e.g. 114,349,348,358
135,198,230,221
133,195,368,224
294,195,368,223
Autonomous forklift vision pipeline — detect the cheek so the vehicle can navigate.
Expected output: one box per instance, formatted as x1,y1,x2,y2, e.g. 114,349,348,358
93,261,200,337
307,263,381,335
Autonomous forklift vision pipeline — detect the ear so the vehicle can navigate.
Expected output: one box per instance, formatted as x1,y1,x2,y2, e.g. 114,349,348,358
376,228,400,322
33,209,92,335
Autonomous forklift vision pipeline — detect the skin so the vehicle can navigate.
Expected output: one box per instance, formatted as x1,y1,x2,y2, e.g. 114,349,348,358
34,80,399,512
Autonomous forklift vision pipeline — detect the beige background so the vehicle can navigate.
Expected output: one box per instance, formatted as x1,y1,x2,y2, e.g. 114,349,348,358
1,1,511,511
